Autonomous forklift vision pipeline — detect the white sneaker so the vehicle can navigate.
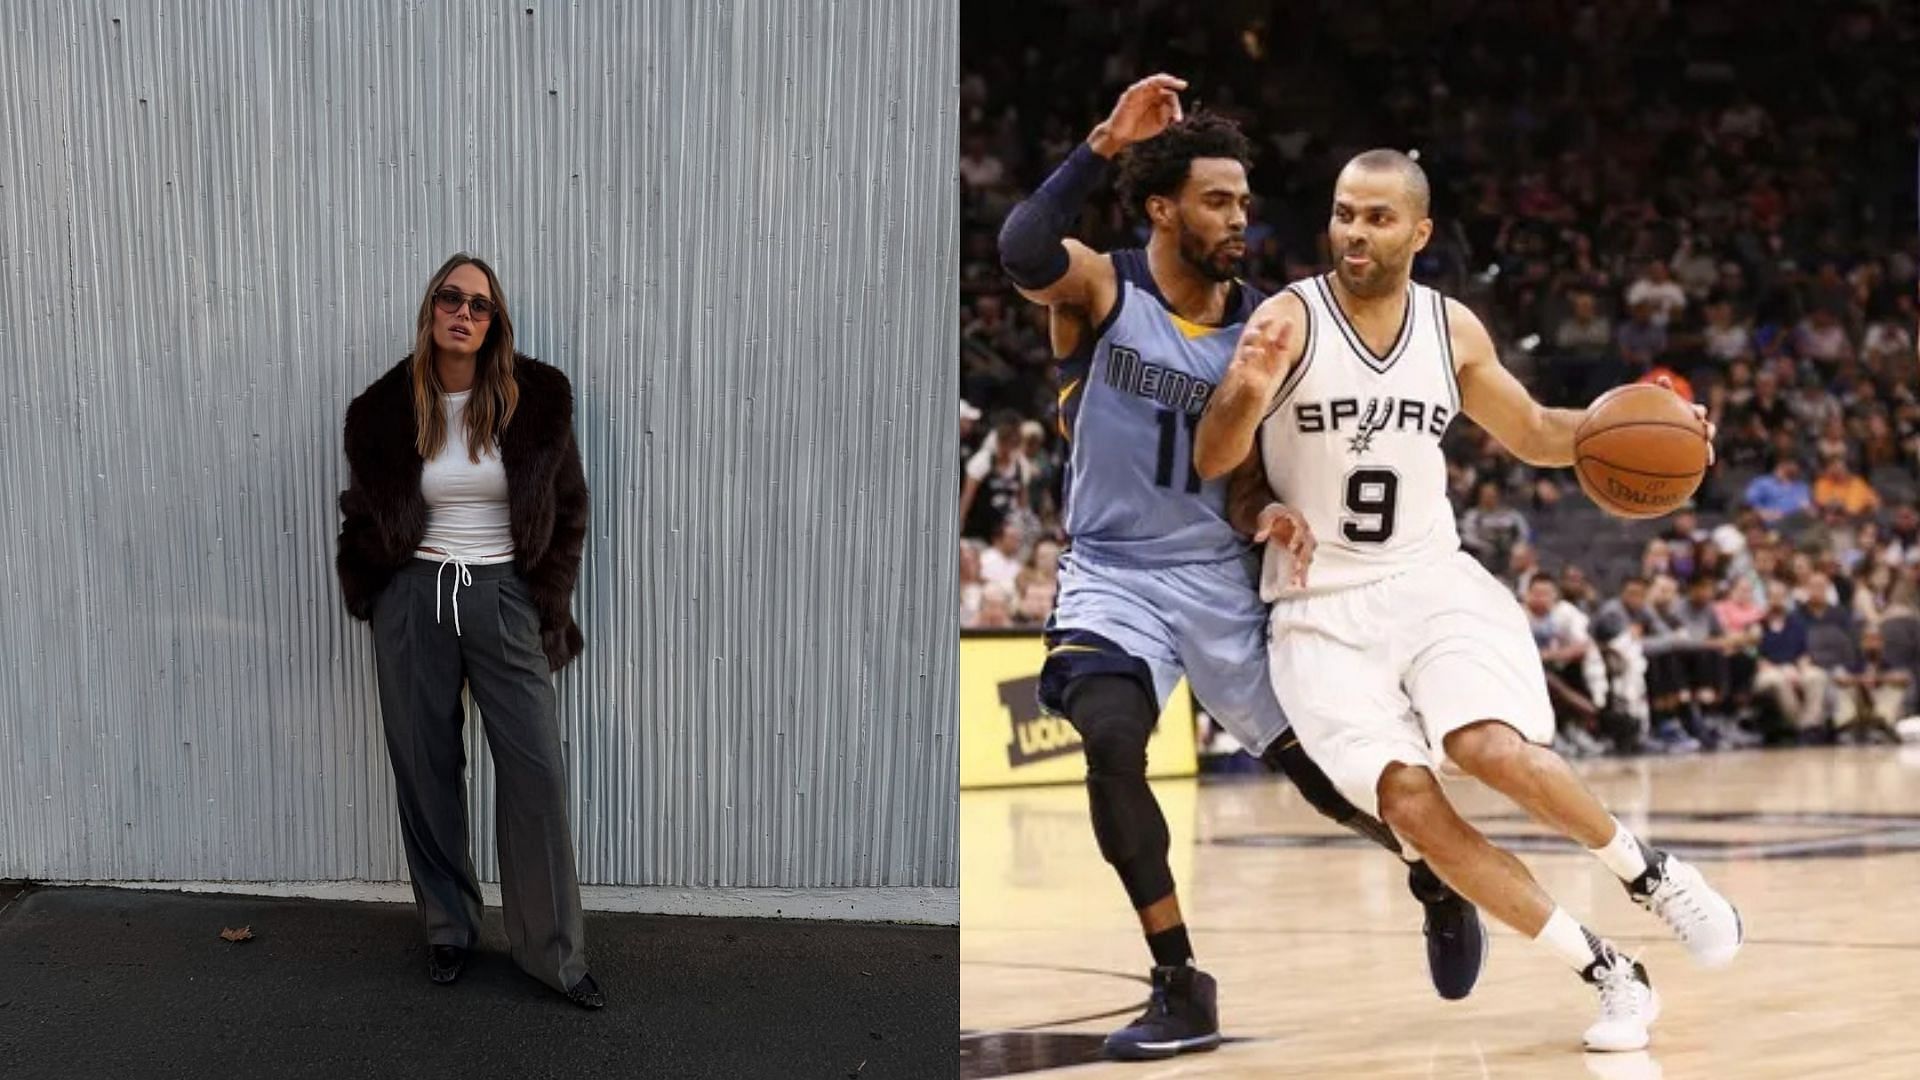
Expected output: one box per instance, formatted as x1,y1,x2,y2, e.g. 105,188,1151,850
1568,725,1611,757
1627,849,1743,968
1582,952,1661,1052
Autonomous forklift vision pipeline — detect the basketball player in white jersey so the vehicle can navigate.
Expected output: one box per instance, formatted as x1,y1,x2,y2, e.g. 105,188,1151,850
1192,150,1743,1053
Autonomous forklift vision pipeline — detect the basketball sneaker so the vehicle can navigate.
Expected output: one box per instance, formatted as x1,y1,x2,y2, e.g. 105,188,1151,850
1581,950,1660,1052
1565,723,1611,758
1103,964,1221,1061
1625,847,1743,968
1408,860,1486,1000
1649,719,1701,754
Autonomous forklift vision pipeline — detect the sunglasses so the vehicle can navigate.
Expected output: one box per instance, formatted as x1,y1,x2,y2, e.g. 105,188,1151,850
433,289,497,321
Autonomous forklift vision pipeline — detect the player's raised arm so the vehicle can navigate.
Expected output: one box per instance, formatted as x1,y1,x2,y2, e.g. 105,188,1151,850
997,74,1187,315
1193,292,1305,479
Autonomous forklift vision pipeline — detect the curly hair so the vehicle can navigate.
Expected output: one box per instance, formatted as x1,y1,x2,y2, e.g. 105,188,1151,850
1114,110,1254,223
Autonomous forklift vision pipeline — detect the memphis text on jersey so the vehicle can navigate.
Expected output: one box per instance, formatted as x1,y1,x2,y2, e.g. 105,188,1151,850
1106,344,1217,414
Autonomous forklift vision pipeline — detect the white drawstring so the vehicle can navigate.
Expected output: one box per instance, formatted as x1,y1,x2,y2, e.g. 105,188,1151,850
434,554,475,635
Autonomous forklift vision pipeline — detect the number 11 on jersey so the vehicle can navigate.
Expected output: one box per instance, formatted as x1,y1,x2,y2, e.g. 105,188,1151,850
1155,408,1203,493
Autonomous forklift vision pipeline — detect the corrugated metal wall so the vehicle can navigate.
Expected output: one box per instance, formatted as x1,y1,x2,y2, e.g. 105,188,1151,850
0,1,957,900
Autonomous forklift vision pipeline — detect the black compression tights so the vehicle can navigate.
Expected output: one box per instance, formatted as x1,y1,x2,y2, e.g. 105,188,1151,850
1062,676,1176,909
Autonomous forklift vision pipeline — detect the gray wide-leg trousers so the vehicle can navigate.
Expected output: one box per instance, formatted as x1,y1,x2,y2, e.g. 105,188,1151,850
370,557,588,992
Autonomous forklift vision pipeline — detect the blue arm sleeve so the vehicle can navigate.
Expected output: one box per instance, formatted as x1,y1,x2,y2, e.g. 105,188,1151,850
997,143,1109,291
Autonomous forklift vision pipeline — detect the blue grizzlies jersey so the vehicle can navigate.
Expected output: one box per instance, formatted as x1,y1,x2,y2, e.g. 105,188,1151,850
1057,249,1265,567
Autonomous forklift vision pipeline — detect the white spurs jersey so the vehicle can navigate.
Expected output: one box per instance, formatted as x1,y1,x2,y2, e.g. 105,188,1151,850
1257,274,1463,601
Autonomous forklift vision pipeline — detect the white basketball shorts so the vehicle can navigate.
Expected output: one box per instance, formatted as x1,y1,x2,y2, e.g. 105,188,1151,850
1265,550,1555,818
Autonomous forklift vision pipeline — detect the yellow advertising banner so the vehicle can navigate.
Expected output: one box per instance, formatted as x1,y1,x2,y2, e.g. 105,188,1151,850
959,632,1198,790
959,776,1200,932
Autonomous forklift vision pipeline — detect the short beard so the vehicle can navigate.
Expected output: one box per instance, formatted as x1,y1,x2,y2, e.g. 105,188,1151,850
1178,226,1242,283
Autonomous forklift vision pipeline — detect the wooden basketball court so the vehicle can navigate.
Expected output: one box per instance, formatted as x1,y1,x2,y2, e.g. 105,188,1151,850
961,747,1920,1079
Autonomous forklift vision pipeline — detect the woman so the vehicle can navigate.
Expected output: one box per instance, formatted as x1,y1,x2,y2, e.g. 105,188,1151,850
1713,576,1767,641
1853,563,1896,631
1691,538,1728,587
335,253,602,1009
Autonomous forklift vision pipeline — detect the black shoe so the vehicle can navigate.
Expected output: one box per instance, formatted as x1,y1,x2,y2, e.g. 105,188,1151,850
428,945,466,985
1408,861,1486,1001
1102,965,1221,1061
564,972,606,1010
1683,713,1723,752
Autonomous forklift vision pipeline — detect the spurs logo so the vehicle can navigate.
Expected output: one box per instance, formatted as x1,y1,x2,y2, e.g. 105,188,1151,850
1346,397,1395,455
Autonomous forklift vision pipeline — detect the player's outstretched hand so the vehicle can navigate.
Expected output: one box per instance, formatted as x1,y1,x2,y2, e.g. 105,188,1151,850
1254,503,1315,589
1233,315,1294,386
1654,374,1716,466
1090,74,1187,155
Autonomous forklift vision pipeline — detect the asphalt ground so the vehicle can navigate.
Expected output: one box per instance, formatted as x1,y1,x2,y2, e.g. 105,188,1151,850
0,883,957,1079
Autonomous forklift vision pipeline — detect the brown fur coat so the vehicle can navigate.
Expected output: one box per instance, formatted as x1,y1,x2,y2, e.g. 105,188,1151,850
335,355,588,671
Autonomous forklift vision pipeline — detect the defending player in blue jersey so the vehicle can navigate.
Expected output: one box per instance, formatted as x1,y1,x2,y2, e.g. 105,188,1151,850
997,75,1485,1060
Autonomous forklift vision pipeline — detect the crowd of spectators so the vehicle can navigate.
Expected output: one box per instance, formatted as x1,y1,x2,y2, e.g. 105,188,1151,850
959,0,1920,755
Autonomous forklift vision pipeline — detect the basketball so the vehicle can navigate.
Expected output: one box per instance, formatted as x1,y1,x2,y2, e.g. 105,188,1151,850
1573,384,1711,519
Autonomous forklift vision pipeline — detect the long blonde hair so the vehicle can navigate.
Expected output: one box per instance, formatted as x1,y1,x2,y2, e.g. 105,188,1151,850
411,253,519,463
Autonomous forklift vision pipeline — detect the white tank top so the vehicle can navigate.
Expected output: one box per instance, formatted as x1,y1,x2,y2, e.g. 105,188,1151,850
1257,274,1461,600
415,390,516,564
